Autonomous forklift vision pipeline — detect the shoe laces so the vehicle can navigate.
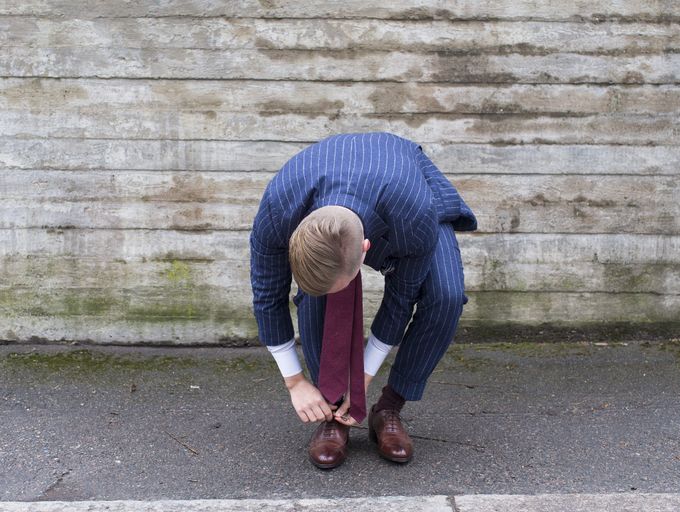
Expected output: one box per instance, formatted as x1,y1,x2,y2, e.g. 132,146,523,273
383,409,403,433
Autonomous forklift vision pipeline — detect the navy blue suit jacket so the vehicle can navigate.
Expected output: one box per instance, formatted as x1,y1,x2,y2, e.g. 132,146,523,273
250,132,477,347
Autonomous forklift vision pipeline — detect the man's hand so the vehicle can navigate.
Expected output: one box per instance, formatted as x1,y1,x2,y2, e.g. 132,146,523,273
333,373,373,426
284,373,336,423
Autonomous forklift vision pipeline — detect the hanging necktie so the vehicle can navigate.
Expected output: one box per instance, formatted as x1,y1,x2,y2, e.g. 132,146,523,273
317,271,366,423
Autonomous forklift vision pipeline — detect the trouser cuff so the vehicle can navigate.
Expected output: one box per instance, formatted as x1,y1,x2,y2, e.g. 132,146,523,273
387,367,428,401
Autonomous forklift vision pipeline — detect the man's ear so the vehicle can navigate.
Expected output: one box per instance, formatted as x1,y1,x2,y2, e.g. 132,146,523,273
363,239,371,252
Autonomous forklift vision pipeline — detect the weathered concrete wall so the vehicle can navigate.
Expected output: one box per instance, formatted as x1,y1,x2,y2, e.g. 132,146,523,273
0,1,678,344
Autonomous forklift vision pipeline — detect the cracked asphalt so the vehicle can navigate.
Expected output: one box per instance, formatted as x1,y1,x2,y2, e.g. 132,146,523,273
1,340,679,501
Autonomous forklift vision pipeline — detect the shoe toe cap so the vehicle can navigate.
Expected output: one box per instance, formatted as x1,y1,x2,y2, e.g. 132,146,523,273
380,440,413,462
309,445,346,467
317,451,340,464
393,446,408,457
387,444,408,458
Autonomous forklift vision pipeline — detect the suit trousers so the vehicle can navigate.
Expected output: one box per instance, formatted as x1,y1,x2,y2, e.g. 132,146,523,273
293,222,466,401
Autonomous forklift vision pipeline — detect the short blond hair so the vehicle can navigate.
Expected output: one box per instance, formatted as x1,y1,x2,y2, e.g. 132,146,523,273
289,206,364,296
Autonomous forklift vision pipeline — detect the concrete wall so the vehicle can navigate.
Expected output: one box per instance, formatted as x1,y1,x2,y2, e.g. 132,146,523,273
1,1,678,345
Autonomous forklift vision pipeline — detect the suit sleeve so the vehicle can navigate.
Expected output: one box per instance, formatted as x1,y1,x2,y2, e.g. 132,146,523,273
370,212,438,346
249,190,295,346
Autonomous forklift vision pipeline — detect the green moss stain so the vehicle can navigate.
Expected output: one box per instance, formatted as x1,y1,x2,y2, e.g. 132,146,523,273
449,353,497,371
126,302,210,322
467,341,594,357
151,252,215,264
0,283,258,335
600,263,666,293
213,356,277,372
0,349,276,379
0,289,118,317
458,321,680,344
164,260,191,283
467,291,680,325
441,344,498,372
63,295,117,316
1,349,194,375
128,259,202,321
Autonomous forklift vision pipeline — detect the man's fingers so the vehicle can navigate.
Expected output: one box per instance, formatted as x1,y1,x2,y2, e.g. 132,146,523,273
334,407,348,420
310,404,327,422
335,399,350,415
335,415,349,426
298,410,310,423
335,414,357,427
304,407,317,422
333,399,358,426
319,402,334,421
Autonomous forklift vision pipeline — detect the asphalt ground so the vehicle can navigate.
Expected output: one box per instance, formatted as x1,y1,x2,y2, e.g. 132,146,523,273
1,340,679,502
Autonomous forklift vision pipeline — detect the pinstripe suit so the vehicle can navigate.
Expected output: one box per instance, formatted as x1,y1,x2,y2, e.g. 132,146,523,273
250,132,477,400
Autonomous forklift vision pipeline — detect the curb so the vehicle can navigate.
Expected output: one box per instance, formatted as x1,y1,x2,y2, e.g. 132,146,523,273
2,494,680,512
455,493,680,511
0,496,450,512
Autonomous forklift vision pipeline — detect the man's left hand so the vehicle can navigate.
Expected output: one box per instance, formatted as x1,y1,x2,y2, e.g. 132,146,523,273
333,373,373,426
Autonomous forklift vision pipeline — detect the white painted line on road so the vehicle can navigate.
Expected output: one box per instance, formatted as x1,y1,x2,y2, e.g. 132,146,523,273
2,494,679,512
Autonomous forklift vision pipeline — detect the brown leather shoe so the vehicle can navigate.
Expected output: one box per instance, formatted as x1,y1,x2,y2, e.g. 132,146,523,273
368,406,413,463
308,419,350,469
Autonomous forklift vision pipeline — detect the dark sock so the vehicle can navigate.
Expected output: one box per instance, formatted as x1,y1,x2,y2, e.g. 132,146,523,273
373,384,406,413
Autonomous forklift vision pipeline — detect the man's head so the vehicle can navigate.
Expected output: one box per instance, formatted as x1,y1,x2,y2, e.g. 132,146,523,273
289,205,370,296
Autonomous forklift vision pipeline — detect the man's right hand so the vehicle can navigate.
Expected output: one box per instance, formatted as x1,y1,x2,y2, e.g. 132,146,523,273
284,373,336,423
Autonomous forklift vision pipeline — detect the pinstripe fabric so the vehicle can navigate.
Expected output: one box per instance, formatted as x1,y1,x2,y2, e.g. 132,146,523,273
295,222,465,400
249,132,477,398
387,222,466,400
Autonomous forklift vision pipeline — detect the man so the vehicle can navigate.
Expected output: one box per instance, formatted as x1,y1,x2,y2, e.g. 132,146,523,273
249,132,477,469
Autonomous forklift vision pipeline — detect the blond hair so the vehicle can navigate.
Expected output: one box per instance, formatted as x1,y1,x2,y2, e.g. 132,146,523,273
289,206,364,296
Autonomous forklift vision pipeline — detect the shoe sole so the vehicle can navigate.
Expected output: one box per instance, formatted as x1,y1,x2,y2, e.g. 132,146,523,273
368,425,413,464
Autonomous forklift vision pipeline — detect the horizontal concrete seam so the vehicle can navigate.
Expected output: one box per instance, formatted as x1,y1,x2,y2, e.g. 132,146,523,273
1,77,677,88
4,136,679,146
1,14,679,23
5,46,680,54
1,228,678,238
3,227,680,238
3,283,677,295
3,169,680,178
0,75,677,85
1,137,678,147
6,108,678,119
3,44,677,57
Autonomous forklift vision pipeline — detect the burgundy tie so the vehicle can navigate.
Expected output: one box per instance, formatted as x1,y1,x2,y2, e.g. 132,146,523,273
317,271,366,423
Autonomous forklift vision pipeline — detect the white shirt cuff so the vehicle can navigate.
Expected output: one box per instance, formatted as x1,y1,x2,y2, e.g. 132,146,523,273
364,331,394,376
266,338,303,378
